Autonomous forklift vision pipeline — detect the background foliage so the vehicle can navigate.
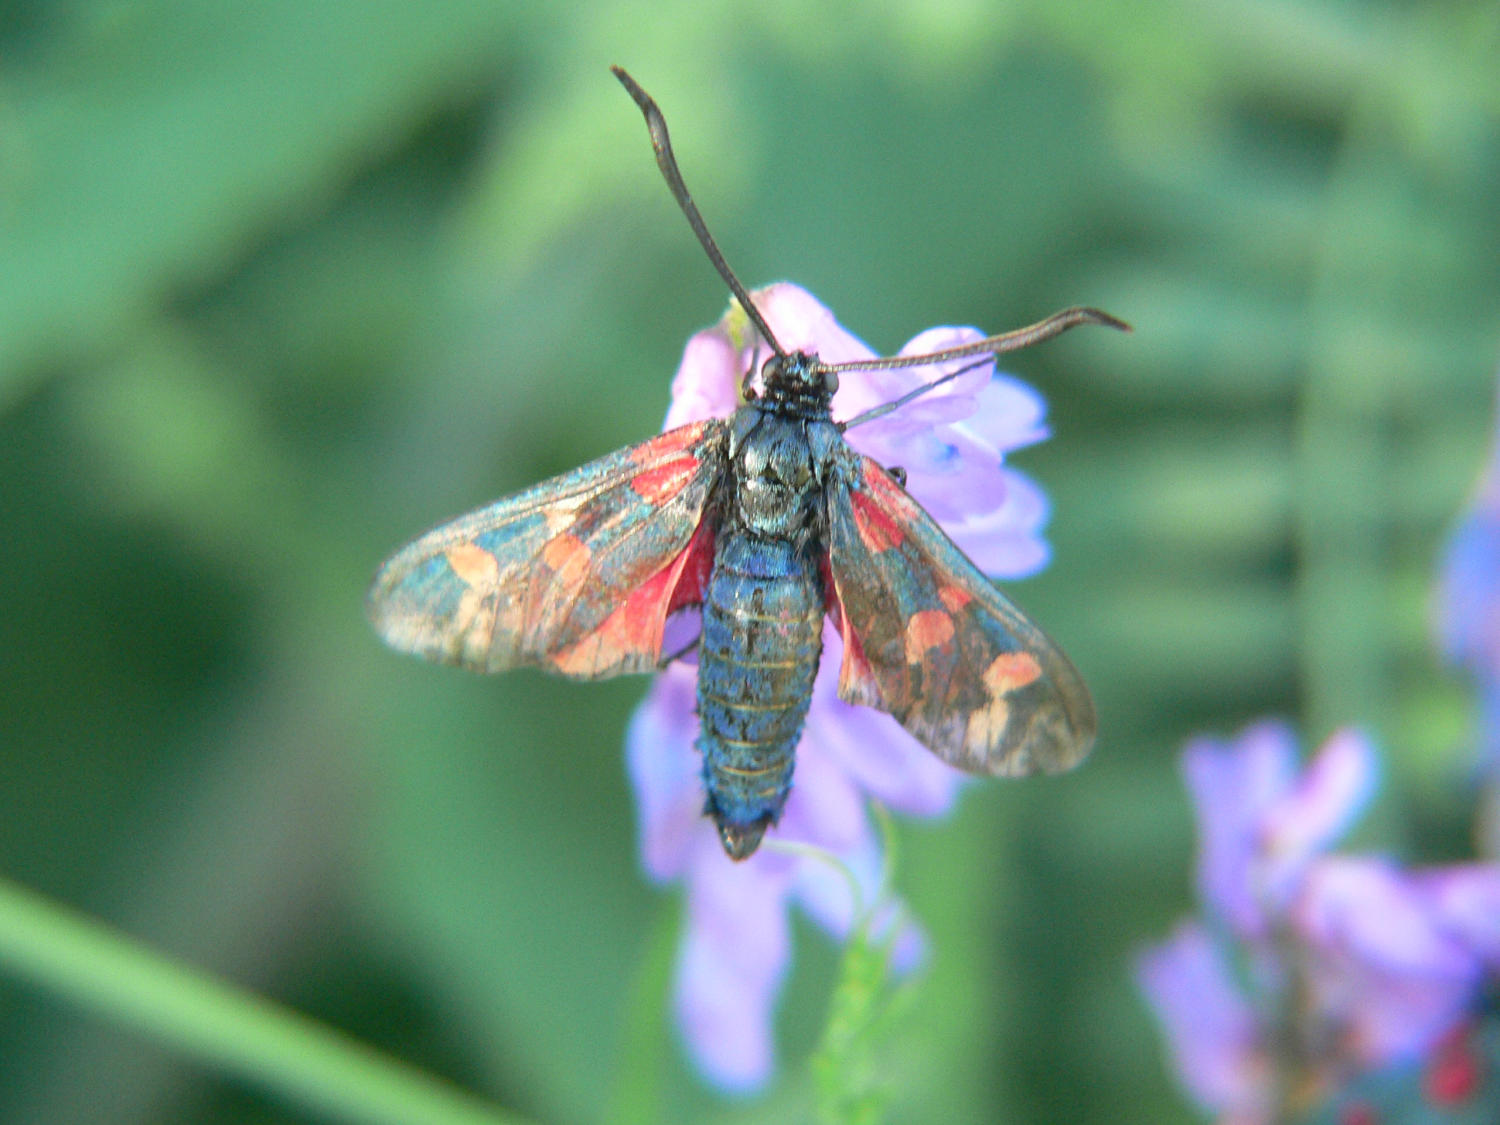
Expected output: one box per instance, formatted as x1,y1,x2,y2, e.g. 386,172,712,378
1,1,1497,1122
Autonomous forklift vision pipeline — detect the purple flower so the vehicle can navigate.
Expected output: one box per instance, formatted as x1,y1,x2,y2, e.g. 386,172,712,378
1437,393,1500,776
1183,721,1376,938
1292,857,1493,1064
1136,922,1267,1122
627,283,1055,1089
1139,722,1500,1122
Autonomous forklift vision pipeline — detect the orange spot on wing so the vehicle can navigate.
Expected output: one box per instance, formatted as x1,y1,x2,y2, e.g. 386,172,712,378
445,544,500,589
630,456,698,503
542,533,592,598
982,651,1043,695
904,608,955,663
850,489,904,553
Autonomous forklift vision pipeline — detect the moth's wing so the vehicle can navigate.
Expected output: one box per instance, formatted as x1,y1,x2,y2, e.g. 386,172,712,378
824,450,1095,775
368,419,727,680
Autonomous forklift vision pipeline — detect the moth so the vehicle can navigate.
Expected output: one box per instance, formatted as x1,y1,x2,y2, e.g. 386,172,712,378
368,68,1127,860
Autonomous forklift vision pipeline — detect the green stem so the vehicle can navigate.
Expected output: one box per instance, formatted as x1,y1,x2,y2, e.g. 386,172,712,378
0,875,530,1125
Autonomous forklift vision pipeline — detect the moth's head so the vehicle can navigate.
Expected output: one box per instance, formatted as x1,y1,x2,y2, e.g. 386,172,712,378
759,350,839,404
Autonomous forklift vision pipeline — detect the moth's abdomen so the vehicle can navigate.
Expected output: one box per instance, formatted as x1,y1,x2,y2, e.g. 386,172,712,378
698,533,825,859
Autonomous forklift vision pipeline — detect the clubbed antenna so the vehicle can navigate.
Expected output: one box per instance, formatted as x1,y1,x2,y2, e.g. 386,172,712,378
837,308,1131,431
612,66,786,359
611,65,1130,417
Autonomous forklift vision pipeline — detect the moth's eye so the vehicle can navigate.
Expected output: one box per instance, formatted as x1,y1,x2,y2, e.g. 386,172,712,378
823,370,840,395
762,355,784,382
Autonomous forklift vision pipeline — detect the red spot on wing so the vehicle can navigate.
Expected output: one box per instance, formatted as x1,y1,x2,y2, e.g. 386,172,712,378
629,421,708,466
850,489,904,553
630,456,699,504
938,585,972,613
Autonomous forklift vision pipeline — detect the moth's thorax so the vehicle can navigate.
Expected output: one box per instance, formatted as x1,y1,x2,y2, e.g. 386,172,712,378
721,348,843,539
725,411,816,539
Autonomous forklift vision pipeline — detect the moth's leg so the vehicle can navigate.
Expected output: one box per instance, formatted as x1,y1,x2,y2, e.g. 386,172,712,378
886,465,907,487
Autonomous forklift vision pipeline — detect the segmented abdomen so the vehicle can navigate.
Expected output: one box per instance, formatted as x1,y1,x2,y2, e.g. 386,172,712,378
697,533,825,858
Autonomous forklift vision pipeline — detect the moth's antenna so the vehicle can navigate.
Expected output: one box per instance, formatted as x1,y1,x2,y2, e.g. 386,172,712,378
612,66,786,359
824,306,1129,376
830,306,1130,430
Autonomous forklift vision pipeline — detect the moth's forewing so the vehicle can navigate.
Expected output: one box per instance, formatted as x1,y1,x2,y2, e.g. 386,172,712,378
368,419,728,679
824,450,1095,775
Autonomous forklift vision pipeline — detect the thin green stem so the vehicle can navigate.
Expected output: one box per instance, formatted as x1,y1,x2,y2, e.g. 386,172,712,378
0,875,529,1125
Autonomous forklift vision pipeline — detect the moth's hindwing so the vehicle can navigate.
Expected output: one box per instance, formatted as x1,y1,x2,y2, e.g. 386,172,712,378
367,419,728,679
825,450,1096,776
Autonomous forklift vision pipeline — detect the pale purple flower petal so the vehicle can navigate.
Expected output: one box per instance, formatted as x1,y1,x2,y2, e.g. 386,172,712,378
1412,864,1500,964
1295,858,1482,1064
1259,728,1377,900
1437,399,1500,774
804,697,966,820
946,469,1051,578
965,375,1051,451
1184,722,1375,937
1296,858,1477,979
848,327,994,433
1438,503,1500,674
675,844,794,1090
1137,922,1267,1119
775,733,869,854
881,430,1009,523
626,663,708,881
753,283,875,367
1183,720,1299,934
664,330,742,428
1437,406,1500,677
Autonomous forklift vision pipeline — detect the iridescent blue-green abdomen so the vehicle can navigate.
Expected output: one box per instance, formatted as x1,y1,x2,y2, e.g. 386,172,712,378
697,533,825,858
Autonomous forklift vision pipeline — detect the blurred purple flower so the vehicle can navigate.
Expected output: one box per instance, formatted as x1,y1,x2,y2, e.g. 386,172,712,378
628,283,1055,1089
1184,721,1376,938
1137,922,1268,1123
1139,722,1500,1122
1437,394,1500,775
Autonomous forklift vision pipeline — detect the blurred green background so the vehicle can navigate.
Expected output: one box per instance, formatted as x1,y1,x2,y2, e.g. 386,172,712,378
2,2,1498,1122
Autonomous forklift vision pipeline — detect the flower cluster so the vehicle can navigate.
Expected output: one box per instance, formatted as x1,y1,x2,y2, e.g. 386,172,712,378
626,283,1056,1089
1138,721,1500,1123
